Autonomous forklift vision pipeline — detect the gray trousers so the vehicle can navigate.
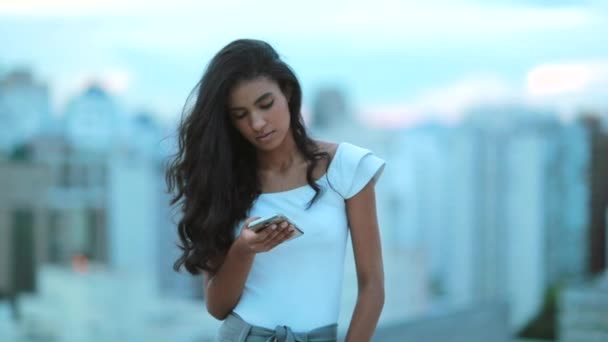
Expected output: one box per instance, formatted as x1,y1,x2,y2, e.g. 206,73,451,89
216,312,338,342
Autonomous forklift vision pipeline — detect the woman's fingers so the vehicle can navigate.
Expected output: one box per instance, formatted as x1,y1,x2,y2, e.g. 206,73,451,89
261,222,285,244
257,223,279,240
244,220,297,252
262,222,295,250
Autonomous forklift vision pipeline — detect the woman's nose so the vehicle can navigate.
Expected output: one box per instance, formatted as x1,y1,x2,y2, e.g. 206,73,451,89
250,111,267,131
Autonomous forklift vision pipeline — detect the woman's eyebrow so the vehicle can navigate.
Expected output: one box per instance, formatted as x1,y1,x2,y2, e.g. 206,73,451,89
230,92,273,111
253,92,273,105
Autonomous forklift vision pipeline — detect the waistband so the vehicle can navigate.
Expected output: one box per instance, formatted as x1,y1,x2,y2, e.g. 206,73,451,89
218,312,338,342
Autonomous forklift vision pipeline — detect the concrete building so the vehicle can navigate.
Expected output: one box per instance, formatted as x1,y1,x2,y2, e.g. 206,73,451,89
559,261,608,341
0,159,53,298
0,82,206,339
62,85,124,151
582,115,608,275
309,86,351,131
442,108,590,330
2,80,202,293
0,70,51,153
2,265,215,341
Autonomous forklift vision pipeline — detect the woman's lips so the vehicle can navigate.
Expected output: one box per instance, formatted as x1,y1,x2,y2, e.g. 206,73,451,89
256,131,274,142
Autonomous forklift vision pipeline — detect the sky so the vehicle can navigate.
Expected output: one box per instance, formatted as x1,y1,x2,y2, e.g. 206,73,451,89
0,0,607,126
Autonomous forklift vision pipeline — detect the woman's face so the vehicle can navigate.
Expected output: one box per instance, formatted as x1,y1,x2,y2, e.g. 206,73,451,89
228,76,292,151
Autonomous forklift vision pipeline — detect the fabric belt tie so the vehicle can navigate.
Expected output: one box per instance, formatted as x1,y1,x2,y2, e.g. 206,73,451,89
222,312,337,342
249,322,336,342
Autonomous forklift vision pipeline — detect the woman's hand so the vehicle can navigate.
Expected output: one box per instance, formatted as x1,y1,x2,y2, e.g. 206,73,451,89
235,216,296,254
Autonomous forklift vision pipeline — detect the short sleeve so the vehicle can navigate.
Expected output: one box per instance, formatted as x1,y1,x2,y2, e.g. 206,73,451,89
330,142,386,199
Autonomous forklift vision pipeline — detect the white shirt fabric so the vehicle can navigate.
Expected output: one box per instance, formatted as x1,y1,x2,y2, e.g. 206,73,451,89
232,141,386,331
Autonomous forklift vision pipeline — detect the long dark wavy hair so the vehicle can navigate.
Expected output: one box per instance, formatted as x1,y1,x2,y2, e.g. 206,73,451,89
165,39,331,275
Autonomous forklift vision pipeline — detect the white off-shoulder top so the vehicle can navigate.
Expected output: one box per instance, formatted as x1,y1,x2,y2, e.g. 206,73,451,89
232,142,386,331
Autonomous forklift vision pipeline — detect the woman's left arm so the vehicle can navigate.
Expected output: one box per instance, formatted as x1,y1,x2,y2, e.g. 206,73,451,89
344,181,385,342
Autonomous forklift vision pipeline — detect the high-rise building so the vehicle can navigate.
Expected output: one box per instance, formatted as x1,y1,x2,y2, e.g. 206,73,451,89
390,123,451,284
581,115,608,275
419,107,591,330
63,85,124,151
0,158,52,299
544,119,589,283
310,87,350,131
0,70,51,152
9,83,203,299
6,265,216,341
559,267,608,340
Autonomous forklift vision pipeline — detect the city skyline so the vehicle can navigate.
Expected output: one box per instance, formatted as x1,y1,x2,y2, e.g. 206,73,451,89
0,66,605,340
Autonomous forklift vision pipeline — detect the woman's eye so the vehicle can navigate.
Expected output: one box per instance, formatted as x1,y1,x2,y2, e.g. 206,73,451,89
260,100,274,109
233,111,247,119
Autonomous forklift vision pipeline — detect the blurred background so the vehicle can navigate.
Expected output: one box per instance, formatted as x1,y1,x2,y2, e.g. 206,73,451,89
1,0,607,341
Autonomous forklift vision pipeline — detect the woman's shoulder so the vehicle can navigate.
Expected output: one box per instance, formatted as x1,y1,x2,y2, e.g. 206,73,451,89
321,141,386,199
314,140,374,168
316,140,373,163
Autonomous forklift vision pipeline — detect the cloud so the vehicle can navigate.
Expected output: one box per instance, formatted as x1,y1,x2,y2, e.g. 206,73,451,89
526,61,608,95
361,75,517,128
363,61,608,129
360,105,425,128
415,76,516,115
96,69,131,94
49,68,131,112
524,60,608,117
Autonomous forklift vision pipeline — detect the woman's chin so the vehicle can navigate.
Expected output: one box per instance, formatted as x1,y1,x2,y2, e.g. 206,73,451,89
253,132,282,150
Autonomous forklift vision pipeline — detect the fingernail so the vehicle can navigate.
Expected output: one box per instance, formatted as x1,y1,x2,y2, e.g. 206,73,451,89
281,222,288,228
270,224,277,230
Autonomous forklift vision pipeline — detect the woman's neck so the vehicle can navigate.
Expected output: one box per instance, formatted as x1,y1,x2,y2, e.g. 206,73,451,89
256,132,306,175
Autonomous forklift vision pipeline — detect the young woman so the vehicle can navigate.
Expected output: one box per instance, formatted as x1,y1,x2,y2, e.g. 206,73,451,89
166,39,386,342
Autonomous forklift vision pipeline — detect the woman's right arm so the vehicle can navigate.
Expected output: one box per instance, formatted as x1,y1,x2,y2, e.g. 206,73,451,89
203,237,255,320
203,217,296,320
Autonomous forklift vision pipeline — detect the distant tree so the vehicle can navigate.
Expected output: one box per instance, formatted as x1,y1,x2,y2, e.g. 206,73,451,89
9,144,32,161
516,284,562,340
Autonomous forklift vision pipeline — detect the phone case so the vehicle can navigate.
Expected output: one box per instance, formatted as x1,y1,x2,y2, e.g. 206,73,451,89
249,214,288,231
248,214,304,241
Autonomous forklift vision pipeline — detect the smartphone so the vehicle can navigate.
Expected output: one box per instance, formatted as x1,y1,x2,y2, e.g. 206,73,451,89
248,214,304,240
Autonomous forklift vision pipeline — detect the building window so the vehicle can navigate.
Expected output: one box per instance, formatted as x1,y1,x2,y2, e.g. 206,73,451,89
11,209,36,294
47,209,66,264
60,162,70,188
86,208,107,263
